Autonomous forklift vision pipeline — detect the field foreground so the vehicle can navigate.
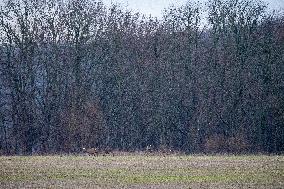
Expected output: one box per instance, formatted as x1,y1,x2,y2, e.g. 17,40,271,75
0,155,283,189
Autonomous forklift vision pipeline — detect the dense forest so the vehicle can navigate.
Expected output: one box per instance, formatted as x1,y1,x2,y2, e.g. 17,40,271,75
0,0,283,155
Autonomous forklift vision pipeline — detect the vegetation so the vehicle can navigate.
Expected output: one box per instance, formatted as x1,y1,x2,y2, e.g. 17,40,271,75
0,0,283,155
0,155,283,188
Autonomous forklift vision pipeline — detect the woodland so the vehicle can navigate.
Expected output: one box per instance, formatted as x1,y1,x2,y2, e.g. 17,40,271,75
0,0,283,155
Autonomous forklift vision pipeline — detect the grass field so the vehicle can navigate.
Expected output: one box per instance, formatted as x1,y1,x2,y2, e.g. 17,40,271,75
0,155,283,189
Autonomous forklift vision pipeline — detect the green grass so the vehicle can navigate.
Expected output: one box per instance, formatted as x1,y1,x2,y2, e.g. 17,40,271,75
0,155,283,188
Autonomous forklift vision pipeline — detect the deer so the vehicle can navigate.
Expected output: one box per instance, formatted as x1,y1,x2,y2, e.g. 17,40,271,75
82,147,98,156
145,145,154,156
146,145,153,152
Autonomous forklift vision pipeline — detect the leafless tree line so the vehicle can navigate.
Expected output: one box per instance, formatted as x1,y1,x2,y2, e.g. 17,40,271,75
0,0,283,155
